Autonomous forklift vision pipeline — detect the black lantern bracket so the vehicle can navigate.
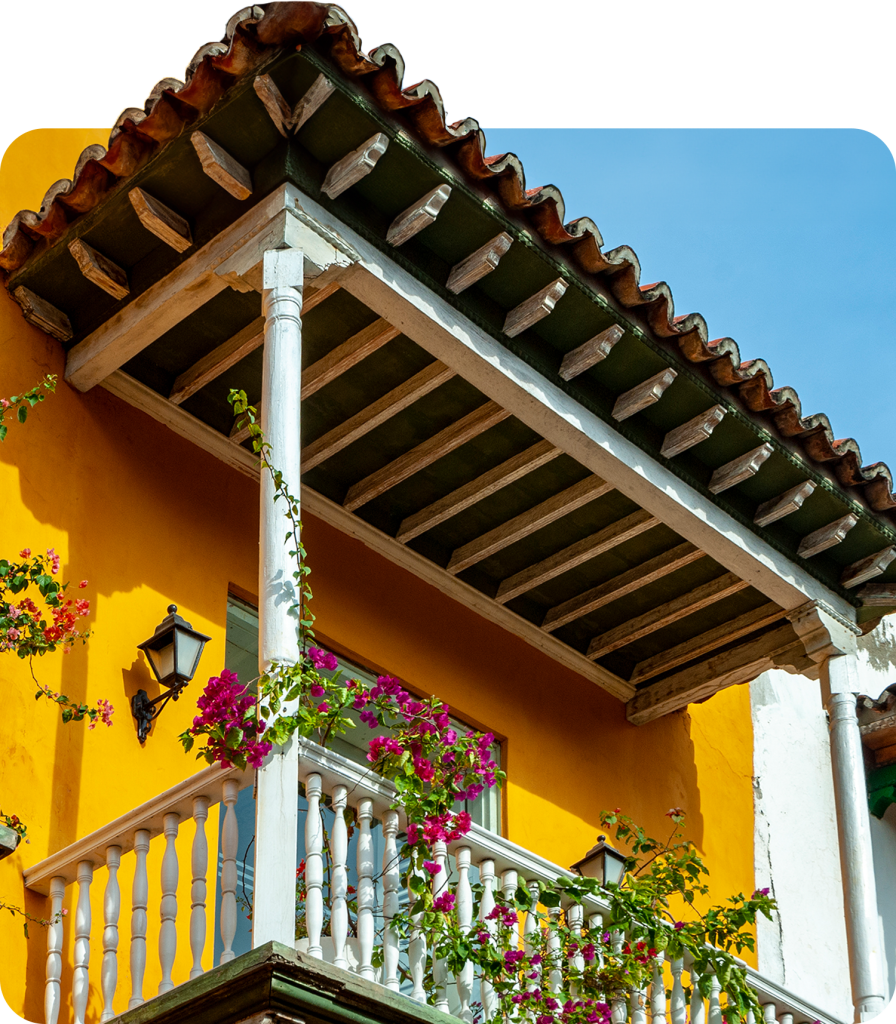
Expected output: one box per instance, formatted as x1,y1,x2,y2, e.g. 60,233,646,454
131,683,187,743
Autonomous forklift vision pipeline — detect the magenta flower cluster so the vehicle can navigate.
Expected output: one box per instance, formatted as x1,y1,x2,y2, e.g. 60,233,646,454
189,669,272,769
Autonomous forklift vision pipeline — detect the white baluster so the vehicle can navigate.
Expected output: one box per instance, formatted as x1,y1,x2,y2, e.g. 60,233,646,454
669,957,686,1024
501,869,520,953
129,829,150,1008
610,931,626,1024
478,858,497,1021
779,1013,793,1024
631,978,648,1024
567,904,585,1000
690,965,706,1024
305,774,324,958
158,811,180,994
100,846,121,1022
72,859,93,1024
708,972,722,1024
432,839,450,1012
547,904,562,994
356,798,375,981
219,779,239,964
381,810,400,991
408,862,427,1004
651,956,667,1024
45,875,66,1024
762,1003,778,1024
746,1010,756,1024
455,847,474,1022
190,795,209,978
588,911,605,971
524,879,542,1003
330,784,349,970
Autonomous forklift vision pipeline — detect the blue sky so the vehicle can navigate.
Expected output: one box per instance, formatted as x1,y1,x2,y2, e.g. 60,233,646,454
484,128,896,469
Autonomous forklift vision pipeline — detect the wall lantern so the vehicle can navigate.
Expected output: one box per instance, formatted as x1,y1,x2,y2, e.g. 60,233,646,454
131,605,210,743
570,834,627,886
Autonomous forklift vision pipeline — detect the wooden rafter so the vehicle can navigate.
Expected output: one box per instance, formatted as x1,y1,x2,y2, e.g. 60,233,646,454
754,481,816,528
129,188,192,253
447,476,613,576
559,325,624,381
495,510,658,605
386,185,452,246
344,401,511,512
660,405,726,459
397,440,561,544
503,279,568,338
629,601,786,684
708,444,773,495
304,362,456,472
612,369,677,422
446,233,513,294
303,319,399,399
169,318,265,405
191,132,253,200
542,542,705,633
841,547,896,589
322,134,389,200
68,239,129,301
587,571,749,660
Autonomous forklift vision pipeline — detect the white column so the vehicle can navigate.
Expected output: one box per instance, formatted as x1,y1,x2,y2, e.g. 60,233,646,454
825,653,887,1020
381,809,401,991
253,247,304,948
72,860,93,1024
158,812,180,994
129,829,150,1008
356,798,376,981
190,795,210,978
45,876,66,1024
100,846,121,1022
219,779,239,964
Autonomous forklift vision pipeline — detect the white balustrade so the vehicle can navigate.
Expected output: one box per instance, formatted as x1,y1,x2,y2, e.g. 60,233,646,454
23,738,845,1024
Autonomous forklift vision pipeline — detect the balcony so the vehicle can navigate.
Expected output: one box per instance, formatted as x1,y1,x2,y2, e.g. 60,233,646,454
23,740,841,1024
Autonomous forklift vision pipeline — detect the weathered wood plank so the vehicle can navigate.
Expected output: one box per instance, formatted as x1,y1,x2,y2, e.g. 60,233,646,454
253,72,337,136
321,133,389,200
857,583,896,607
304,362,455,471
542,542,706,633
447,476,613,576
446,233,513,294
386,185,452,246
796,514,858,559
397,440,560,544
128,188,192,253
754,481,816,527
344,401,510,512
587,571,749,660
660,405,726,459
612,368,677,422
169,317,265,405
559,324,624,381
841,547,896,589
13,286,72,343
190,132,253,200
503,278,568,338
291,73,336,132
496,509,658,604
708,443,773,494
626,624,798,725
630,601,786,683
68,238,129,301
303,319,399,399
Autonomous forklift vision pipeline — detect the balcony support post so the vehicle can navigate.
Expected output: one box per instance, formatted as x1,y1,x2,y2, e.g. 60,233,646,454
824,653,886,1021
252,248,305,948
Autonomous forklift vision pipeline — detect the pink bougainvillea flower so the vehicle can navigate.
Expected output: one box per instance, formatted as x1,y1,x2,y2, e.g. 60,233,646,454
423,860,441,875
19,548,30,558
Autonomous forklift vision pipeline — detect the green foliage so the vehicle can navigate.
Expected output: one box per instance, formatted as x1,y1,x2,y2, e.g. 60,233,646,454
0,374,57,442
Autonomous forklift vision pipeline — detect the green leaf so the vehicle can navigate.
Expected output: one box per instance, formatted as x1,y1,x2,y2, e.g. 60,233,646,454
17,406,27,424
0,425,6,442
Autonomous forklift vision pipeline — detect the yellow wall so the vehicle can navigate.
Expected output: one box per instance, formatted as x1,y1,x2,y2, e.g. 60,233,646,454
0,130,757,1021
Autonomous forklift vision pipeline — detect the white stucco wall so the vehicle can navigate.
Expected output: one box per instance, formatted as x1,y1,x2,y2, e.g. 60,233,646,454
751,669,853,1021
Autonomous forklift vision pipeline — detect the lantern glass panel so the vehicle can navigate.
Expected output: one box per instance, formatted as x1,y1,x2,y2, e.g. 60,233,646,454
603,848,626,886
150,639,176,685
177,632,205,681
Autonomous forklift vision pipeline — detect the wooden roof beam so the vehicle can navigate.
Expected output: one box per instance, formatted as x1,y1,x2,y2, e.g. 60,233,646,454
447,475,613,576
542,542,706,633
322,134,389,200
129,189,192,253
253,72,335,136
586,571,750,660
612,368,677,422
708,443,773,494
754,481,816,527
559,325,624,381
446,233,513,294
797,514,858,559
344,401,510,512
503,279,568,338
660,405,726,459
169,317,265,405
387,185,452,247
841,547,896,589
397,440,561,544
191,132,253,200
68,239,129,301
495,509,658,604
303,318,399,399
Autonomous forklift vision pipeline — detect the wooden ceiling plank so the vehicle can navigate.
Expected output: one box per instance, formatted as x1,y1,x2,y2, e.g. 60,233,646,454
858,583,896,607
586,571,749,660
503,278,568,338
321,133,390,200
630,601,786,684
558,324,624,381
397,439,560,544
754,481,816,528
128,188,193,253
447,475,613,576
660,405,726,459
612,368,677,422
841,547,896,589
302,318,400,399
446,233,513,294
495,509,658,604
304,361,455,471
190,132,253,201
797,513,858,559
68,239,129,301
387,185,453,247
708,443,774,495
344,401,511,512
169,317,266,406
626,623,798,726
542,542,706,633
12,286,72,343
